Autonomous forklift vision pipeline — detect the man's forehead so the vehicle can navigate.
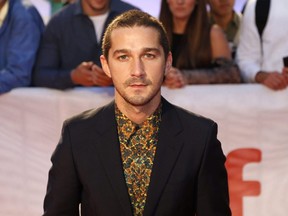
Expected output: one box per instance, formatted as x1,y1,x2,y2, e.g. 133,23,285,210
111,26,159,35
106,26,165,57
109,26,160,44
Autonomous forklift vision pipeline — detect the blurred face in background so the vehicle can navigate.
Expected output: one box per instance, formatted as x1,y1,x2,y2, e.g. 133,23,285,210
82,0,110,16
209,0,235,17
167,0,196,21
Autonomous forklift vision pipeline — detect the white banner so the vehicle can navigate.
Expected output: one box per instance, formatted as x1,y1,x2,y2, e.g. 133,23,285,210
0,85,287,216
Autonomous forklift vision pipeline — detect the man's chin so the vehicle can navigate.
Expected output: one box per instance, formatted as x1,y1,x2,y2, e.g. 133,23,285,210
125,96,150,107
91,4,109,14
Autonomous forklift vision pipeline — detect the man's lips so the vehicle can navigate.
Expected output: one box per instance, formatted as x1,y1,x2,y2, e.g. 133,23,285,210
129,83,147,87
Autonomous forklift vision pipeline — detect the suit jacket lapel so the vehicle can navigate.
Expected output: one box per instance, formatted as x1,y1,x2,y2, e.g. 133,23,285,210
143,99,184,216
92,101,133,216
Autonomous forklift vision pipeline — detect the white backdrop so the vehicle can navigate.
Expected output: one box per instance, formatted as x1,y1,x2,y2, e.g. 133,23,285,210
0,85,288,216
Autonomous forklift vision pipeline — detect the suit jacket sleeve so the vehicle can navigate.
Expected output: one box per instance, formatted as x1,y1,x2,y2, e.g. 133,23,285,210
43,121,81,216
196,122,231,216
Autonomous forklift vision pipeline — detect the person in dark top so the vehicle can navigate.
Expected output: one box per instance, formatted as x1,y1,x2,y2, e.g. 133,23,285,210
33,0,138,89
159,0,241,88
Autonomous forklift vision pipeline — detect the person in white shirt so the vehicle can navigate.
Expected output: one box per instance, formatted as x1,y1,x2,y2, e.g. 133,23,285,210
236,0,288,90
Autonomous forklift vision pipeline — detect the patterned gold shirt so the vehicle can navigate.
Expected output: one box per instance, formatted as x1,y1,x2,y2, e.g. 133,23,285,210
115,105,162,216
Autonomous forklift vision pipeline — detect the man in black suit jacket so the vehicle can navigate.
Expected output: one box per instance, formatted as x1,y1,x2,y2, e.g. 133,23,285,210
43,10,231,216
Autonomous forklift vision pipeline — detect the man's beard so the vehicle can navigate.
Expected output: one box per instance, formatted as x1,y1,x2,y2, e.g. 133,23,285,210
117,77,160,107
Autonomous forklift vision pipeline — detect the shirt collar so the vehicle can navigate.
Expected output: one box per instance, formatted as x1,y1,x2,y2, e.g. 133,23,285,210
115,103,162,138
0,0,9,28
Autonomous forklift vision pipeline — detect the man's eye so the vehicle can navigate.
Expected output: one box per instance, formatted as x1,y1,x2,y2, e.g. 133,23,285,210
118,55,129,61
144,53,155,59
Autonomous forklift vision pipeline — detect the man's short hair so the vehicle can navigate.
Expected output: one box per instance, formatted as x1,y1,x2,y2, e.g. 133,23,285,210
102,10,170,60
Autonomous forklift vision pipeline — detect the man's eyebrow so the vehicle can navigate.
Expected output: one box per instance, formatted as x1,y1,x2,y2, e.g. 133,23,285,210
112,49,130,57
112,47,161,56
142,47,161,54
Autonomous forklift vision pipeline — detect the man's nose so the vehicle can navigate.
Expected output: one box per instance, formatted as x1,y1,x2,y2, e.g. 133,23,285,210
176,0,185,5
131,58,145,77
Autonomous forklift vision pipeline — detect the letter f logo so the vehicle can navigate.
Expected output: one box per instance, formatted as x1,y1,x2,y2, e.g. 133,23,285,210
226,148,261,216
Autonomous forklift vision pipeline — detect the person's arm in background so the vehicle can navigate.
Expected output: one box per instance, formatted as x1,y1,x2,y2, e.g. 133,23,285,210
182,59,241,84
254,70,288,90
182,25,241,84
163,25,240,88
236,0,288,90
163,59,240,88
0,11,41,94
182,25,241,85
236,0,261,83
71,62,113,87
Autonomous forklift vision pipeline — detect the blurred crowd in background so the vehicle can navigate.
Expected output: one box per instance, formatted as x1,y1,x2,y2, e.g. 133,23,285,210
0,0,288,94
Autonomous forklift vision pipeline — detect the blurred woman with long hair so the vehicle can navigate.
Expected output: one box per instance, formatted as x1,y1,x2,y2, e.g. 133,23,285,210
160,0,241,88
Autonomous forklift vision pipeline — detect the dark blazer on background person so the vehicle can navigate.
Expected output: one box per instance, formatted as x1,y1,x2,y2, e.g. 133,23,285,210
43,98,231,216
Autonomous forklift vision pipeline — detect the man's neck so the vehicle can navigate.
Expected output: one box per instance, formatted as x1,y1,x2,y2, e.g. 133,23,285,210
115,95,161,125
212,12,233,30
172,17,188,34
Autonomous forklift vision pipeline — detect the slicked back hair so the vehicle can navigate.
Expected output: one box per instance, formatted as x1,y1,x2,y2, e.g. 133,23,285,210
102,10,170,60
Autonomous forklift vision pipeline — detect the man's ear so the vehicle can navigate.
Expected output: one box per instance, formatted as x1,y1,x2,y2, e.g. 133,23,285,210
165,52,173,75
100,55,111,78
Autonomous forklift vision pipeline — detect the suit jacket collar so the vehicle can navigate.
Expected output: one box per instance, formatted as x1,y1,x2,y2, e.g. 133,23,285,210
90,100,133,216
91,98,184,216
144,98,184,216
